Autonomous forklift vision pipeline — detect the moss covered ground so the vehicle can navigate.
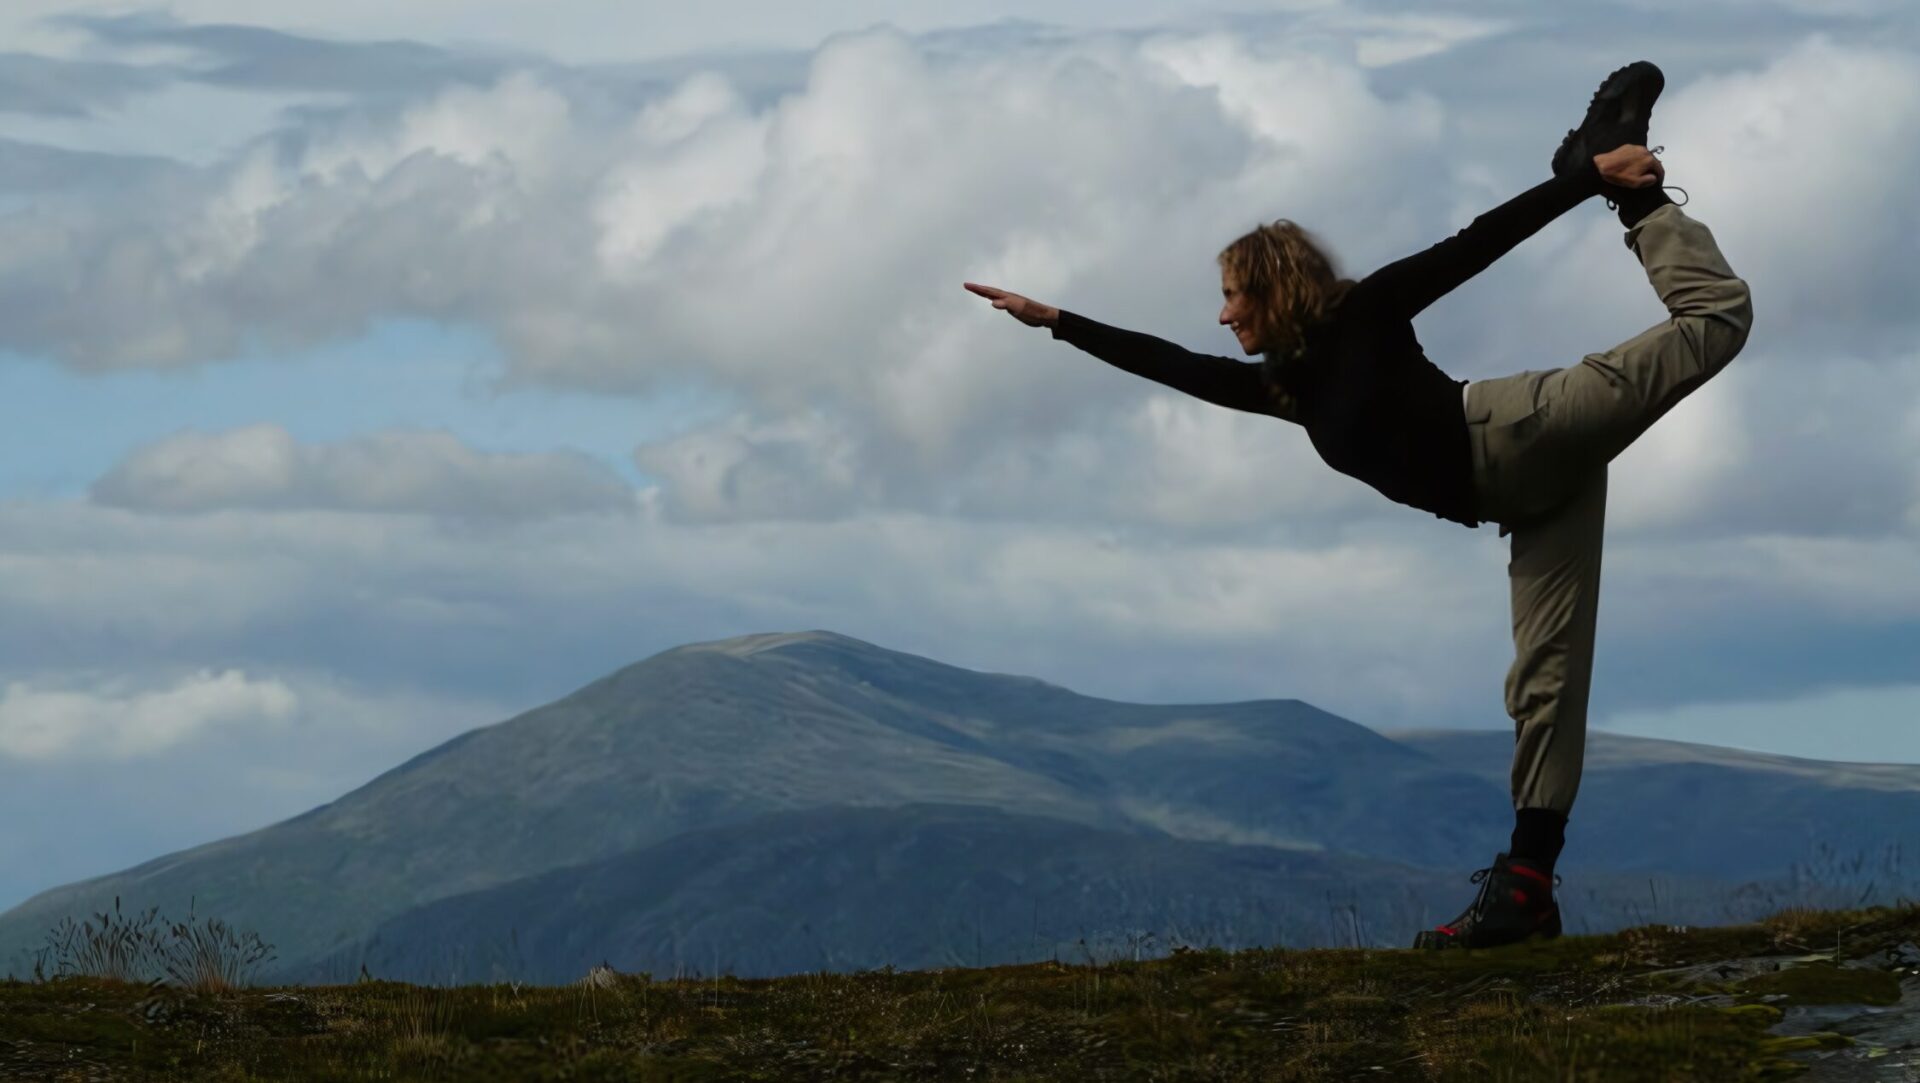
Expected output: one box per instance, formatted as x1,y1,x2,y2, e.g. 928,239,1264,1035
4,901,1917,1081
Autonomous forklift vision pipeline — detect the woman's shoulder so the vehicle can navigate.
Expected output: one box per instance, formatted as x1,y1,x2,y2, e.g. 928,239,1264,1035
1326,280,1412,336
1327,277,1374,316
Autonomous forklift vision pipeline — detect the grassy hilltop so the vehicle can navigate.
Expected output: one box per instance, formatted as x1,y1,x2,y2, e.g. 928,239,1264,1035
5,900,1916,1081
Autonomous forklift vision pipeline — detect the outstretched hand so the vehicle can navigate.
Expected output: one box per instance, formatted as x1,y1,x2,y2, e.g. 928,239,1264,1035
963,282,1060,328
1594,144,1665,188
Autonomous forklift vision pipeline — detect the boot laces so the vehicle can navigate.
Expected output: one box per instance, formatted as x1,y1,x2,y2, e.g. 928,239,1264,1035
1439,862,1562,933
1459,865,1497,924
1465,861,1564,912
1603,145,1688,211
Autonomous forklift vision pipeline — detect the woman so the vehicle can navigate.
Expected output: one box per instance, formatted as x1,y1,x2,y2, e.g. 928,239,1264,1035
964,61,1752,950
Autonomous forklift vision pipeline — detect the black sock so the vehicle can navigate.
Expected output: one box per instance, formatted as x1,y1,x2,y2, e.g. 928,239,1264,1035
1610,185,1674,229
1509,807,1568,872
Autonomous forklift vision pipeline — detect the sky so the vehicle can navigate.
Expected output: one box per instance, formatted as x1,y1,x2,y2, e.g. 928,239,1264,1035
0,0,1916,911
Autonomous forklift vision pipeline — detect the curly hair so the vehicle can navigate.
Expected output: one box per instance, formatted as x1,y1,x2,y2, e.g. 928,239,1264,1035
1217,219,1358,417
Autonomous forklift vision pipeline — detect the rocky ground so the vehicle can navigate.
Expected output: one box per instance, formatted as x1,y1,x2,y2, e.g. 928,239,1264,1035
1630,940,1920,1080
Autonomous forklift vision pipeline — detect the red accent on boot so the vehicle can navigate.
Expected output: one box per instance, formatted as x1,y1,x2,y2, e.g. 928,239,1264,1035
1508,861,1553,887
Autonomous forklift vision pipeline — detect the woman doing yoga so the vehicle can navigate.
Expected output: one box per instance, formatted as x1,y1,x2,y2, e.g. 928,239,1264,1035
964,61,1752,949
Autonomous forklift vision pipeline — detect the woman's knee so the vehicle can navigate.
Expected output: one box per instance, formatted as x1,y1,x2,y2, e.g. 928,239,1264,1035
1678,282,1752,373
1701,301,1751,369
1713,275,1753,340
1727,279,1754,351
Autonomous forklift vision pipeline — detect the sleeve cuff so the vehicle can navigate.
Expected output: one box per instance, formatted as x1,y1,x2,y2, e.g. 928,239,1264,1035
1579,156,1604,194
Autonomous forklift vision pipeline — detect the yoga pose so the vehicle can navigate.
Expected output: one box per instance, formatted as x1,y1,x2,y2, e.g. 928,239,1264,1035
964,61,1752,949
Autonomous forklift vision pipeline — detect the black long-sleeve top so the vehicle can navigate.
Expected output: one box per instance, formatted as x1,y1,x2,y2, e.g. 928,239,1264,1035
1051,162,1606,529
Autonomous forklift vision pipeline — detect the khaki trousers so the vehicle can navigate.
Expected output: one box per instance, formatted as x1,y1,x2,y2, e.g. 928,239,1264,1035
1464,203,1754,815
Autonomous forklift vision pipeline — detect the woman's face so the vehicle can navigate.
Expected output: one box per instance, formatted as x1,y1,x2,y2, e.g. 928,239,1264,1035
1219,270,1261,356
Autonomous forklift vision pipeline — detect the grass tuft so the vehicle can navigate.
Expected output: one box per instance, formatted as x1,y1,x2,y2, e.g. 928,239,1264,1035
31,894,275,994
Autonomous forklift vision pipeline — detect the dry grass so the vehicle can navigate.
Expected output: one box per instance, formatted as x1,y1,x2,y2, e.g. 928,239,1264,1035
32,895,273,995
8,896,1919,1080
13,840,1920,1079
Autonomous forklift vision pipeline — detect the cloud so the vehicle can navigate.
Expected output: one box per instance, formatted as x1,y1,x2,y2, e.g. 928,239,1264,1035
0,8,1912,748
1609,0,1913,15
296,68,575,189
632,393,1375,527
1303,11,1518,69
0,25,1450,429
1906,388,1920,533
592,72,765,269
1595,682,1920,765
0,488,1911,737
0,668,298,761
634,409,874,522
1650,348,1920,538
52,12,520,96
1499,35,1920,542
1603,356,1751,533
0,18,1912,543
1,2,1332,68
89,424,635,519
0,51,171,118
0,137,189,194
1624,34,1920,342
0,667,513,908
0,497,1496,731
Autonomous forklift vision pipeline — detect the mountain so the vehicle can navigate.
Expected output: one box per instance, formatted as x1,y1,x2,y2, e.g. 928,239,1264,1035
0,630,1507,981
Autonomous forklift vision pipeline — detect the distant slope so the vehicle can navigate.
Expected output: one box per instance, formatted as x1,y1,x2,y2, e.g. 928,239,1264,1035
1380,729,1920,879
297,802,1745,986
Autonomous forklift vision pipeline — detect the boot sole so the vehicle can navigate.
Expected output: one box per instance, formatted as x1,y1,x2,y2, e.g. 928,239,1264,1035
1411,909,1562,950
1410,928,1561,950
1553,61,1665,176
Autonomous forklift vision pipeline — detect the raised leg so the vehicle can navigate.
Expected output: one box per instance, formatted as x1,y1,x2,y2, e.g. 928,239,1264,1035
1537,204,1754,469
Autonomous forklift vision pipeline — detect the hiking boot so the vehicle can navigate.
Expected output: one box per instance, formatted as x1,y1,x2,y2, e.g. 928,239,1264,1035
1553,61,1663,179
1412,852,1563,950
1551,61,1687,210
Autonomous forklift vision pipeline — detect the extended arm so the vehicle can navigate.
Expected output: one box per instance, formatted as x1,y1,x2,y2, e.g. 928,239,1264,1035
1050,310,1297,422
1357,160,1605,322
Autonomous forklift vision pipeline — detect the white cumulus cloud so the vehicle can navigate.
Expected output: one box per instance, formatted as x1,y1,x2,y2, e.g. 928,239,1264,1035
90,425,635,519
0,669,298,761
